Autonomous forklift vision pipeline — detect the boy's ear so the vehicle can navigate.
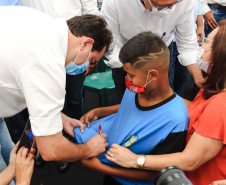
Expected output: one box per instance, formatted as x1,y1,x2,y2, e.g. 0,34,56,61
148,69,159,81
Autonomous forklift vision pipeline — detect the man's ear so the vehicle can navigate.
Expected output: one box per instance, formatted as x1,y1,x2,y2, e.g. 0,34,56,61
80,38,94,51
148,69,159,81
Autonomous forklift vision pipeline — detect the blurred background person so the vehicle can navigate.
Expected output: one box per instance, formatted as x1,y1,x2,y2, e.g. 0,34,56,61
0,142,35,185
201,0,226,36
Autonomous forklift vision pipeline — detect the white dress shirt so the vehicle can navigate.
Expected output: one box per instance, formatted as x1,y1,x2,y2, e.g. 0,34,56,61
101,0,199,68
0,6,68,136
22,0,99,19
201,0,226,15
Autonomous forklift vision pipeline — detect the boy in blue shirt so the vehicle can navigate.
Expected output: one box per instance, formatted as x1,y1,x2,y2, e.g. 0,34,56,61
74,31,189,185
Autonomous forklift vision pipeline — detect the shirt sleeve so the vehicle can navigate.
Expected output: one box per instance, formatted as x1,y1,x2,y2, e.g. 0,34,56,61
193,94,226,144
80,0,99,15
150,131,187,155
197,0,202,15
101,0,123,68
16,61,66,136
200,0,211,15
175,0,199,66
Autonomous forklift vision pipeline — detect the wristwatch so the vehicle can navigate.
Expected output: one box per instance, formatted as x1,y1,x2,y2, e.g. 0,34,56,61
137,154,146,169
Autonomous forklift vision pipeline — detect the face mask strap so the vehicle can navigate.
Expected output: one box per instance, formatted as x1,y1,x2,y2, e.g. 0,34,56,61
85,44,92,63
145,71,152,87
73,40,92,65
73,46,81,64
147,0,155,11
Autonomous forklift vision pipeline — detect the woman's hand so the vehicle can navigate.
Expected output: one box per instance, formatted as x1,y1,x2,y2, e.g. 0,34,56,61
106,144,138,168
15,147,35,185
80,109,99,125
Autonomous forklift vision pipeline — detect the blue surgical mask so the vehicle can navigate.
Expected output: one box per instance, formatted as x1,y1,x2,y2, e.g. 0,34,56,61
65,42,92,75
65,60,89,75
147,0,175,16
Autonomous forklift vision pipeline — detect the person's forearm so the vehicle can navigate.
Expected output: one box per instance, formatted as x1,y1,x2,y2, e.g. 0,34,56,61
0,164,15,185
81,158,157,181
36,131,90,162
196,15,204,29
187,63,204,88
95,104,120,118
142,153,193,171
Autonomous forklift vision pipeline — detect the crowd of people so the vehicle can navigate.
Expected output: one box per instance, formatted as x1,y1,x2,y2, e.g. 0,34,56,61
0,0,225,185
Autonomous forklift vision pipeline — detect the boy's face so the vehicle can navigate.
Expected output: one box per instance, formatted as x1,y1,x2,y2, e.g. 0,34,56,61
123,63,149,86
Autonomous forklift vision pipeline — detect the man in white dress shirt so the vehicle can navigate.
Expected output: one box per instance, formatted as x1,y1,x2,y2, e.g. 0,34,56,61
102,0,203,103
0,6,112,162
20,0,100,170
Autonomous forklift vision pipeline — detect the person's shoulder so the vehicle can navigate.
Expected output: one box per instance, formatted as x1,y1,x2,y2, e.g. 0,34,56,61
166,94,189,121
206,92,226,110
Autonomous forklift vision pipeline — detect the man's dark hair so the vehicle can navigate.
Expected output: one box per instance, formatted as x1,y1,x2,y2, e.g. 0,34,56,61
119,31,169,71
67,14,113,54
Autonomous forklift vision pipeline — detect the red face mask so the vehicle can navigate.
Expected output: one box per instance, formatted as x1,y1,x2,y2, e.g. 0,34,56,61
125,73,153,94
125,77,145,93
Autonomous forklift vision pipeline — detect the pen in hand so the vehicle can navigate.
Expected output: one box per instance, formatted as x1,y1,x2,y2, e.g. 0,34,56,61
99,124,102,134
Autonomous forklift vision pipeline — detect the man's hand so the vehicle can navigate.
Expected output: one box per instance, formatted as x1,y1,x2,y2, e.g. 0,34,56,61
61,112,86,136
85,133,108,158
106,144,138,168
196,26,205,44
80,109,99,125
15,147,35,185
85,63,98,76
203,10,217,30
187,63,205,88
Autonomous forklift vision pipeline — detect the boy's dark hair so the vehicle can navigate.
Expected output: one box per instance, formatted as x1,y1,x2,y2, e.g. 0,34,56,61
119,31,169,71
67,14,113,54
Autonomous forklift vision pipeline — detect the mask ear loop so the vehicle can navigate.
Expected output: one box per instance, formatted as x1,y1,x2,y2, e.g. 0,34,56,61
73,45,82,64
85,44,93,63
144,71,152,87
73,41,93,65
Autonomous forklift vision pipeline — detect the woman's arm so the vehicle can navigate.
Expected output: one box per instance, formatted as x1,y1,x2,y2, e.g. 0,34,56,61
106,131,223,171
0,164,15,185
81,157,157,181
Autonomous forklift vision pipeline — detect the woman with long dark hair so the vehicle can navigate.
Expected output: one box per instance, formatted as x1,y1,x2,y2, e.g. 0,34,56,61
106,19,226,185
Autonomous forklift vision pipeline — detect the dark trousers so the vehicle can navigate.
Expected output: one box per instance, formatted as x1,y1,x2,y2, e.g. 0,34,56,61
172,42,190,96
5,108,29,143
103,175,122,185
62,73,85,119
112,42,174,104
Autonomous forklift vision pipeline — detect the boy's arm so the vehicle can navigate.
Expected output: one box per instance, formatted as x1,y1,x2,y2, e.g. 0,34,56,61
81,157,157,181
80,104,120,125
